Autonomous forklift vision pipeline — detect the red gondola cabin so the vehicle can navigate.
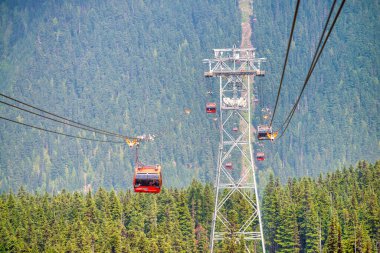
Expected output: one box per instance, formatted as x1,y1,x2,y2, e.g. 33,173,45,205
256,152,265,161
206,102,217,113
133,165,162,193
225,162,233,169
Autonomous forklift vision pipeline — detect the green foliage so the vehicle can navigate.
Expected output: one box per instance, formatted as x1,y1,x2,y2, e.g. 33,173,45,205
0,0,241,192
324,211,342,253
0,161,378,252
262,161,380,252
0,182,214,252
253,0,379,182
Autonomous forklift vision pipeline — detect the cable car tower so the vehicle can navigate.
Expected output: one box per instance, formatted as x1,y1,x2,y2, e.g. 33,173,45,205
203,47,266,252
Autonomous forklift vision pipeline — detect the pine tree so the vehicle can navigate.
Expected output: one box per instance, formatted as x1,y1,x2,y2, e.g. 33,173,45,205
144,195,158,238
221,209,240,253
202,183,214,232
195,224,209,253
262,174,280,253
299,180,320,253
177,191,195,252
275,189,300,253
324,210,342,253
109,190,122,221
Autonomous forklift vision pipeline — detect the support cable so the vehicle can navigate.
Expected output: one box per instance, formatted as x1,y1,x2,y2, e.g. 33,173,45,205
278,0,346,138
0,116,124,143
0,100,127,140
269,0,301,127
0,93,126,138
278,0,338,132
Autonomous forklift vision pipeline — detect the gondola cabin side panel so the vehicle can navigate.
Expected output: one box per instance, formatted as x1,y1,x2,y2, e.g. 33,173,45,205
206,102,217,113
256,152,265,161
133,165,162,193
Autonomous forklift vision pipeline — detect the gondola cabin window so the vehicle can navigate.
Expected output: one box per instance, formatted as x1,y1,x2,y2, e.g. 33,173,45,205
134,174,160,187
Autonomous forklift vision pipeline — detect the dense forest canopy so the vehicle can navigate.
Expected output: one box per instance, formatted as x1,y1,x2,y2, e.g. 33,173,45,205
1,1,379,252
0,0,379,193
252,0,379,180
0,0,240,192
1,161,378,252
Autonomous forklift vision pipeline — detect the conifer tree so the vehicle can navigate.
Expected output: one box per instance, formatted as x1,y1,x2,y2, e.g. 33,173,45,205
275,190,300,253
221,209,240,253
202,183,214,231
324,210,342,253
144,196,158,237
262,174,280,252
299,180,320,252
109,190,122,221
195,224,209,252
177,191,195,252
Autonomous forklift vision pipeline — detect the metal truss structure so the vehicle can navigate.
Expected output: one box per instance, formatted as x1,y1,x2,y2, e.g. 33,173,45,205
203,47,266,253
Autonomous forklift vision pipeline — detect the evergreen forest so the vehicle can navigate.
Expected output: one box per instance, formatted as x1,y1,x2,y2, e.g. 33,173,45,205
0,0,379,251
0,0,378,193
1,161,379,252
252,0,379,181
0,0,241,192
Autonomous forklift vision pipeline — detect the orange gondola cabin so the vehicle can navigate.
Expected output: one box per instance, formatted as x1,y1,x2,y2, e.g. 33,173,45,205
256,152,265,161
206,102,217,113
133,164,162,193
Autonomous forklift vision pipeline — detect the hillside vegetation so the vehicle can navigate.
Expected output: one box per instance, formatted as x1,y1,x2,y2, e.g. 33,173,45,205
1,161,378,252
0,0,378,192
252,0,379,180
0,0,240,192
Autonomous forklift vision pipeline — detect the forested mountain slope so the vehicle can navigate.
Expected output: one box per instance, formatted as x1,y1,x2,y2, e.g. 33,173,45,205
0,0,240,192
1,161,378,252
252,0,379,180
0,0,379,193
262,160,380,253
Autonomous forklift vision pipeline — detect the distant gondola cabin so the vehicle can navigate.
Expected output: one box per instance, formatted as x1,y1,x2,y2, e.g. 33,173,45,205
225,162,233,169
184,108,191,115
206,102,217,113
257,125,273,140
133,165,162,193
256,152,265,161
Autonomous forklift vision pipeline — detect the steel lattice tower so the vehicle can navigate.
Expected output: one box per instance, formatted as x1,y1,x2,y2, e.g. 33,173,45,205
203,47,266,253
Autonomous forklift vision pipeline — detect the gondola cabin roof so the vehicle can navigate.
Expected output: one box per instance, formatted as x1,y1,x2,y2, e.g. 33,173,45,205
257,152,265,157
258,125,272,132
135,164,161,173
